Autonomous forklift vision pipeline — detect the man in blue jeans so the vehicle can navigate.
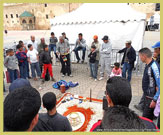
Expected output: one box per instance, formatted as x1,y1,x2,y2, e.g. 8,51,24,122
27,44,41,81
118,41,136,82
74,33,86,63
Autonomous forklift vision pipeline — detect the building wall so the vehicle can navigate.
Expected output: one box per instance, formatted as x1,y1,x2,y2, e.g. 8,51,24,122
3,3,82,30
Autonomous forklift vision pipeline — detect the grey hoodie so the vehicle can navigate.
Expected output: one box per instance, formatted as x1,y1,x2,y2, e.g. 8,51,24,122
100,41,112,58
4,55,18,70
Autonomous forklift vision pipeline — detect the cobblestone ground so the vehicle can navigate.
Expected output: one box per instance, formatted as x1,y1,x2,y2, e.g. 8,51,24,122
4,62,143,116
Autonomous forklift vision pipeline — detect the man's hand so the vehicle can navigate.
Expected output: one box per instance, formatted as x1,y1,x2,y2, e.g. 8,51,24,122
149,100,156,108
156,87,159,91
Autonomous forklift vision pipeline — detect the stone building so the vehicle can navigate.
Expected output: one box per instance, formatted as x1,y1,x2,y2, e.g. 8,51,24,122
3,3,82,30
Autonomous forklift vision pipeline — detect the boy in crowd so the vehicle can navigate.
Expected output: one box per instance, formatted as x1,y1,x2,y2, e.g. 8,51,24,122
110,62,122,77
33,92,72,131
49,32,58,59
40,45,56,83
88,45,97,81
4,86,41,131
4,49,18,83
27,44,41,81
16,44,28,79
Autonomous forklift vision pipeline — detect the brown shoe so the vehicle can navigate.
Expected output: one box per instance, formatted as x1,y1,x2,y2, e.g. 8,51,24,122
51,77,56,82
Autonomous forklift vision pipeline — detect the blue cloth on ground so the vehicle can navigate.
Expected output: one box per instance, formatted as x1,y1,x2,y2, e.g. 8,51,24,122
53,80,78,90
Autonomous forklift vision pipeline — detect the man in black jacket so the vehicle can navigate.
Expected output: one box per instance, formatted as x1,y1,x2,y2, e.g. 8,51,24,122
118,41,136,82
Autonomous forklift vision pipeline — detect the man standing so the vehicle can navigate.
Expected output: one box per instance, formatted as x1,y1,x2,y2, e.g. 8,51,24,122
118,41,136,82
99,35,112,80
91,35,101,79
152,41,160,65
74,33,86,63
57,36,72,77
139,48,160,120
28,35,38,50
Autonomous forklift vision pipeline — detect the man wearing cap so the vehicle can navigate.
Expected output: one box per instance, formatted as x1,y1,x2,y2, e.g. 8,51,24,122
152,41,160,65
91,35,101,78
118,41,136,82
74,33,87,63
99,35,112,80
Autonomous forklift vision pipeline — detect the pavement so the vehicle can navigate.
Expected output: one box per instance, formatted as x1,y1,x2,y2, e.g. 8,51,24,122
3,30,160,117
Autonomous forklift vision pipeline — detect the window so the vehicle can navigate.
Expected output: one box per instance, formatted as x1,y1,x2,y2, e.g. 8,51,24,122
12,21,14,23
7,21,9,23
46,14,48,19
17,21,19,23
11,14,13,18
6,14,8,18
16,14,18,18
45,4,47,7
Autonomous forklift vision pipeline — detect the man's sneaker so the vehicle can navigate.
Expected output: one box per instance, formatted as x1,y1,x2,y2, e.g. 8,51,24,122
62,74,65,77
77,60,80,63
28,76,32,79
81,60,84,64
42,79,45,84
69,74,73,77
134,105,143,112
51,77,56,82
99,77,104,81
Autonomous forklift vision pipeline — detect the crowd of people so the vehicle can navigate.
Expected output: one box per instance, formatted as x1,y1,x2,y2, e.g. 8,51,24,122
3,31,160,132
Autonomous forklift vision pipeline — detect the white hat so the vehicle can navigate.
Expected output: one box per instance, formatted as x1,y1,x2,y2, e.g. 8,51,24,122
126,40,132,44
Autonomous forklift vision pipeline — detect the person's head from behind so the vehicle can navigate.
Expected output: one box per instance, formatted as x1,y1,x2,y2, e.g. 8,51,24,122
93,35,98,42
40,38,45,44
125,40,132,48
106,76,132,107
78,33,83,40
8,49,14,56
44,45,49,52
91,45,96,52
101,105,145,130
19,40,24,47
31,35,35,42
16,44,23,51
28,44,33,51
9,78,31,93
51,32,54,37
4,86,41,131
114,62,120,70
42,92,57,112
139,48,152,64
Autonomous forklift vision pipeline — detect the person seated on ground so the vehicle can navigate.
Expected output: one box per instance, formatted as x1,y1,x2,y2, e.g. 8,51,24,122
33,92,72,131
110,62,122,78
4,86,41,131
90,77,158,132
9,78,31,93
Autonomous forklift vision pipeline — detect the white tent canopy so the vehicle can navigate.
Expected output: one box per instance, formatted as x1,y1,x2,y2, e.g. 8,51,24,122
50,3,146,51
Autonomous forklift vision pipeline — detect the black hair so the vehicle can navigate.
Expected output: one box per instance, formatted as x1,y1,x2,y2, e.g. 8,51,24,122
91,45,96,49
6,49,10,54
16,44,23,49
19,40,23,45
51,32,54,35
28,44,32,49
43,45,48,50
114,62,120,68
62,32,65,35
106,76,132,107
101,105,145,131
7,49,14,53
4,86,41,131
78,33,83,36
139,47,152,58
42,92,56,111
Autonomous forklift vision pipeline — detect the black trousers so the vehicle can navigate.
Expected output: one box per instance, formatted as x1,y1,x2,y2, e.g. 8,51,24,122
60,54,71,75
142,96,154,120
138,93,145,110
